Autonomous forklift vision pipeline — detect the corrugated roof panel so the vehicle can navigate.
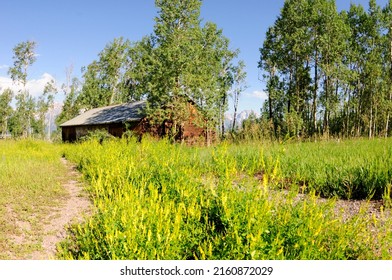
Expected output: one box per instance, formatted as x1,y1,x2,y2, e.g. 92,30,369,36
60,100,146,127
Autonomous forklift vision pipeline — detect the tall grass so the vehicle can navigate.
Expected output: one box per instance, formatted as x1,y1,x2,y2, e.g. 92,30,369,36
0,140,68,259
229,138,392,200
58,137,392,260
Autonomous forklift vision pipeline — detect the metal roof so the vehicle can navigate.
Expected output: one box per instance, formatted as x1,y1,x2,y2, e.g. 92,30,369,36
60,100,146,127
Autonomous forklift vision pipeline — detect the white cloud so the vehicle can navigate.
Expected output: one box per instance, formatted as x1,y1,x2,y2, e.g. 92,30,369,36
0,73,56,97
245,90,268,100
0,64,9,69
27,73,56,97
0,76,15,92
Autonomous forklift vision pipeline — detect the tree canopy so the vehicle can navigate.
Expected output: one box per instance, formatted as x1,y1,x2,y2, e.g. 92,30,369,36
75,0,242,141
259,0,392,139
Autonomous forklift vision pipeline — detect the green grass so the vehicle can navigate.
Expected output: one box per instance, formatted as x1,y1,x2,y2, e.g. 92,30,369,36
228,138,392,200
0,139,68,259
1,137,390,259
57,137,392,260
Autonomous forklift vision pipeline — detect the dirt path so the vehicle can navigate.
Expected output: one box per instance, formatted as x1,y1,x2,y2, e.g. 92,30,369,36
28,158,91,259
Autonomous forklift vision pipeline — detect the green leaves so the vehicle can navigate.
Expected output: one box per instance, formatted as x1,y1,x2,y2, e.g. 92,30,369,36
79,37,132,109
259,0,392,139
7,41,37,138
0,88,13,136
56,76,81,127
69,1,243,142
8,41,37,88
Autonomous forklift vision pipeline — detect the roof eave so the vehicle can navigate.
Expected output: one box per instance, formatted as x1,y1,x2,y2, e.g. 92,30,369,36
60,117,143,127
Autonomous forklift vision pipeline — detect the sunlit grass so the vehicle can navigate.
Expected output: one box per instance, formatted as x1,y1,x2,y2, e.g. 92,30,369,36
229,138,392,200
0,140,68,259
58,137,392,260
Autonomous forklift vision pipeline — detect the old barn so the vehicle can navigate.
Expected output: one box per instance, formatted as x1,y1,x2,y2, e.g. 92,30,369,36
60,101,146,142
60,100,207,143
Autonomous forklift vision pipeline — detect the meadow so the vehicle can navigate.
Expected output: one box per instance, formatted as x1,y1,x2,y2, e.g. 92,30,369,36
56,137,392,260
0,140,68,259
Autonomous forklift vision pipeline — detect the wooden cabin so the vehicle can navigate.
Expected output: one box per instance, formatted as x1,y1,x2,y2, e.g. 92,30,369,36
60,100,207,143
60,101,146,142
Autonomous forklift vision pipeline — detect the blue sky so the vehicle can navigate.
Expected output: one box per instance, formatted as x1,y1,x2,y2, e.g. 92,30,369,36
0,0,389,113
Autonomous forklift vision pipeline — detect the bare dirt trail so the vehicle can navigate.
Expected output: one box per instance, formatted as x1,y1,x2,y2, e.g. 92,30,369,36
28,158,91,259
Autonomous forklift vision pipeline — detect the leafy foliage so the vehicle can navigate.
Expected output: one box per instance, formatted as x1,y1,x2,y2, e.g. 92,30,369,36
259,0,392,139
7,41,37,138
75,0,243,142
56,77,82,127
0,88,13,137
79,38,132,109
